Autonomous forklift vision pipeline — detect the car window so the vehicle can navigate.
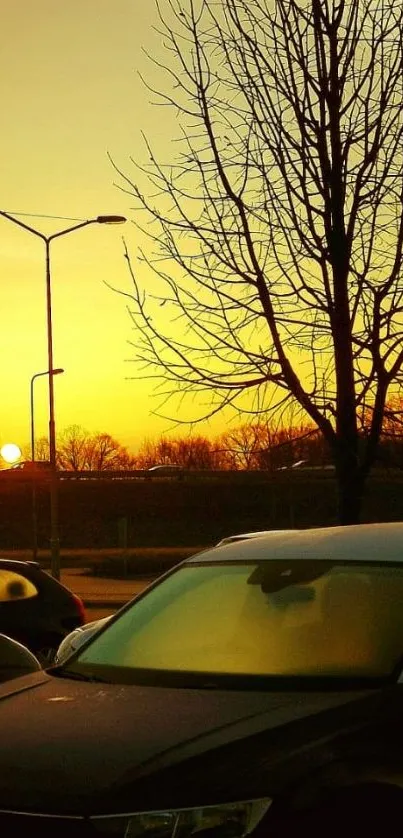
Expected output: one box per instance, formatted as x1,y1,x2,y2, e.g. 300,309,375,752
74,560,403,683
0,570,38,601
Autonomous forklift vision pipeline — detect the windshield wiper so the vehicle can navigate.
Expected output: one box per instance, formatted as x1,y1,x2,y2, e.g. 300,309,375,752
52,668,110,683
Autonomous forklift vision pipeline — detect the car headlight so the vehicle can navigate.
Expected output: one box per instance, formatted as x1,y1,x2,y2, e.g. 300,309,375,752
91,798,272,837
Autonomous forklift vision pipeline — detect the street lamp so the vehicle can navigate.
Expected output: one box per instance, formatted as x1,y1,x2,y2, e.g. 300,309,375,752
30,368,64,463
30,368,64,562
0,211,126,578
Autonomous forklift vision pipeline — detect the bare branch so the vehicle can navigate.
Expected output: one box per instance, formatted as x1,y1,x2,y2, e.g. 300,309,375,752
112,0,403,522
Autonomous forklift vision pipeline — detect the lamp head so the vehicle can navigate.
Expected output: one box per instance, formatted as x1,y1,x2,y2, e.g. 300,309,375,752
96,215,126,224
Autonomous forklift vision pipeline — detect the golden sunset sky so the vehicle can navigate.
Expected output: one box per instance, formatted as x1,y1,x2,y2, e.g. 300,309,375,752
0,0,230,456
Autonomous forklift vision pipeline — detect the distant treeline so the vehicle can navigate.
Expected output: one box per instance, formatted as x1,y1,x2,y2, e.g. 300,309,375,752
24,413,403,473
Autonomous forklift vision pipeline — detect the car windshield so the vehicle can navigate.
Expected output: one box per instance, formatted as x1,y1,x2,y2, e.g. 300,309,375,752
64,560,403,688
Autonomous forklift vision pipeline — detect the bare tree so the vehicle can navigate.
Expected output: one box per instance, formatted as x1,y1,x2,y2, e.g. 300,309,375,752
173,435,224,468
56,426,89,471
56,426,134,471
135,434,223,468
217,421,327,469
85,433,135,471
113,0,403,522
21,436,50,462
218,424,271,470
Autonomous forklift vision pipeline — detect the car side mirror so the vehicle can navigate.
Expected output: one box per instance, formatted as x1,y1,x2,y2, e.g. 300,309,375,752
0,633,42,683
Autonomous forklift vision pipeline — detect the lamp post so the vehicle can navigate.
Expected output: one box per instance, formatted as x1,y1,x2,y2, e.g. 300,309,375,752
30,368,64,463
0,211,126,578
30,368,64,562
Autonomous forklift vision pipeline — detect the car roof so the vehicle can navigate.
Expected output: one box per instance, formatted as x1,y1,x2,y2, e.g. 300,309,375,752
216,530,297,546
0,558,41,570
187,522,403,564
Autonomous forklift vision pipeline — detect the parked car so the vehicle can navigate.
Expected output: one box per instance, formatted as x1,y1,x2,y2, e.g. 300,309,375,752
0,460,52,480
3,523,403,835
146,464,185,479
276,459,309,470
10,460,51,471
0,558,85,663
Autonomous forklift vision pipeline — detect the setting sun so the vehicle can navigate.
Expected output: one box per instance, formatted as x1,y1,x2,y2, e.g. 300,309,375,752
0,443,21,464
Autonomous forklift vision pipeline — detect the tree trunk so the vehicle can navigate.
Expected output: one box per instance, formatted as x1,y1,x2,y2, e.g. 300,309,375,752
336,467,364,525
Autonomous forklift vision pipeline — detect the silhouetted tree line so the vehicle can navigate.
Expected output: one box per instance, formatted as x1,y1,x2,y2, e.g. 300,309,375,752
30,425,135,472
28,412,403,472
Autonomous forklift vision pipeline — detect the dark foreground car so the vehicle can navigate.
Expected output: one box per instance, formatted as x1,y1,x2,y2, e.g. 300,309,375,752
0,558,85,662
2,523,403,836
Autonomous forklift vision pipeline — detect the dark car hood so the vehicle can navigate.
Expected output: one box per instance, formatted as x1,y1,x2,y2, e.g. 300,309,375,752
0,670,376,816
